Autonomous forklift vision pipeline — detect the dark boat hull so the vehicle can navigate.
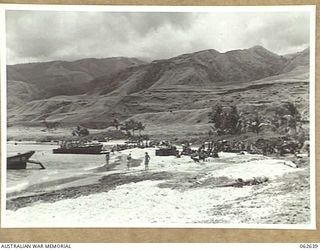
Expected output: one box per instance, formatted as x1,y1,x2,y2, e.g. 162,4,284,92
53,146,103,154
7,151,35,170
155,147,178,156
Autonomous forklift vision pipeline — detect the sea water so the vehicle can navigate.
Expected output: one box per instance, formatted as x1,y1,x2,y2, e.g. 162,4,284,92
6,142,108,198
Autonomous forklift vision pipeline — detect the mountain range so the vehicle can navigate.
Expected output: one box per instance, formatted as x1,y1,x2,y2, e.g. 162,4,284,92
7,45,310,136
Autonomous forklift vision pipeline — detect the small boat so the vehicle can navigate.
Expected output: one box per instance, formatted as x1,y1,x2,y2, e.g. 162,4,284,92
53,141,105,154
155,146,178,156
7,151,45,170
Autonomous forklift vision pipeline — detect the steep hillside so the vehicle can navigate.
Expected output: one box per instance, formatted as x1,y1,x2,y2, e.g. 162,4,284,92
7,57,145,99
91,46,287,96
282,48,309,73
7,46,310,137
7,80,39,109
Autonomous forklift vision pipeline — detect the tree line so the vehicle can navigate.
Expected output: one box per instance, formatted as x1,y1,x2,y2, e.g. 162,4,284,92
112,118,146,137
208,102,302,137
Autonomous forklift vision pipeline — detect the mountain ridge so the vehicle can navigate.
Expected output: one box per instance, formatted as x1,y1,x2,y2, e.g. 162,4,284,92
7,57,146,99
7,46,309,129
89,45,291,97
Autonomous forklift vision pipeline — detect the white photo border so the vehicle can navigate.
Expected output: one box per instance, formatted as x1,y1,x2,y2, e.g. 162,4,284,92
0,4,316,229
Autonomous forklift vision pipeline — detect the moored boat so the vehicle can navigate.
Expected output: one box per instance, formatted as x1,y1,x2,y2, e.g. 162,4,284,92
7,151,36,170
52,141,105,154
155,146,178,156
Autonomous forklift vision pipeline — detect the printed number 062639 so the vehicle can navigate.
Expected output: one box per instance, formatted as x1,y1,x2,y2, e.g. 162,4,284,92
300,244,319,248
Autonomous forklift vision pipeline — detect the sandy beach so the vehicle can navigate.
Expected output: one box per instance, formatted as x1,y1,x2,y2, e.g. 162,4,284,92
5,147,310,227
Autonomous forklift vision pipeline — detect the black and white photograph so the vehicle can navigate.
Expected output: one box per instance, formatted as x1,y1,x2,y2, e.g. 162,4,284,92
1,5,316,228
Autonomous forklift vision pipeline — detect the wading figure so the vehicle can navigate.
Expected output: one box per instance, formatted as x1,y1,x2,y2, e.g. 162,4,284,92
105,152,110,168
127,153,132,170
145,152,151,170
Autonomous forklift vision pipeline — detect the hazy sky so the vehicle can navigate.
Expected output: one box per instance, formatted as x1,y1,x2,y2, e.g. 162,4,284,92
6,10,311,65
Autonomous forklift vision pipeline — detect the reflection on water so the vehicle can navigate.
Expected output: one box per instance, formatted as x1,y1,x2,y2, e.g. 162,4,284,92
6,142,107,196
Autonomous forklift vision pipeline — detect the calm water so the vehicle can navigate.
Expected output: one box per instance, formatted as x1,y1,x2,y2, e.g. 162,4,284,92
6,142,108,197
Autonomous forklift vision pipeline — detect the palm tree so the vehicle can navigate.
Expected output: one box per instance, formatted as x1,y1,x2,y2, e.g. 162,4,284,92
251,113,261,135
209,104,223,129
72,125,89,137
125,119,136,136
137,121,146,136
124,120,132,135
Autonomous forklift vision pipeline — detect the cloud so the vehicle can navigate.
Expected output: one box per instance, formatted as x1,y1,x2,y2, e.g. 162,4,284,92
5,10,310,64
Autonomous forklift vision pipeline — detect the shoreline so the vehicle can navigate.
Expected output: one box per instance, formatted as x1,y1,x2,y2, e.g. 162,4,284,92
6,170,174,211
5,143,311,226
6,151,143,201
6,165,310,226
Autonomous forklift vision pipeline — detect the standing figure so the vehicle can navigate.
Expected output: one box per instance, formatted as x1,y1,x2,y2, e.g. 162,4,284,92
127,153,132,170
105,152,110,167
144,152,151,170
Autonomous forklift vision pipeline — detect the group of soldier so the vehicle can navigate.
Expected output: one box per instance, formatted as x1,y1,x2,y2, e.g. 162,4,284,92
105,151,151,171
103,137,306,170
181,138,304,162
